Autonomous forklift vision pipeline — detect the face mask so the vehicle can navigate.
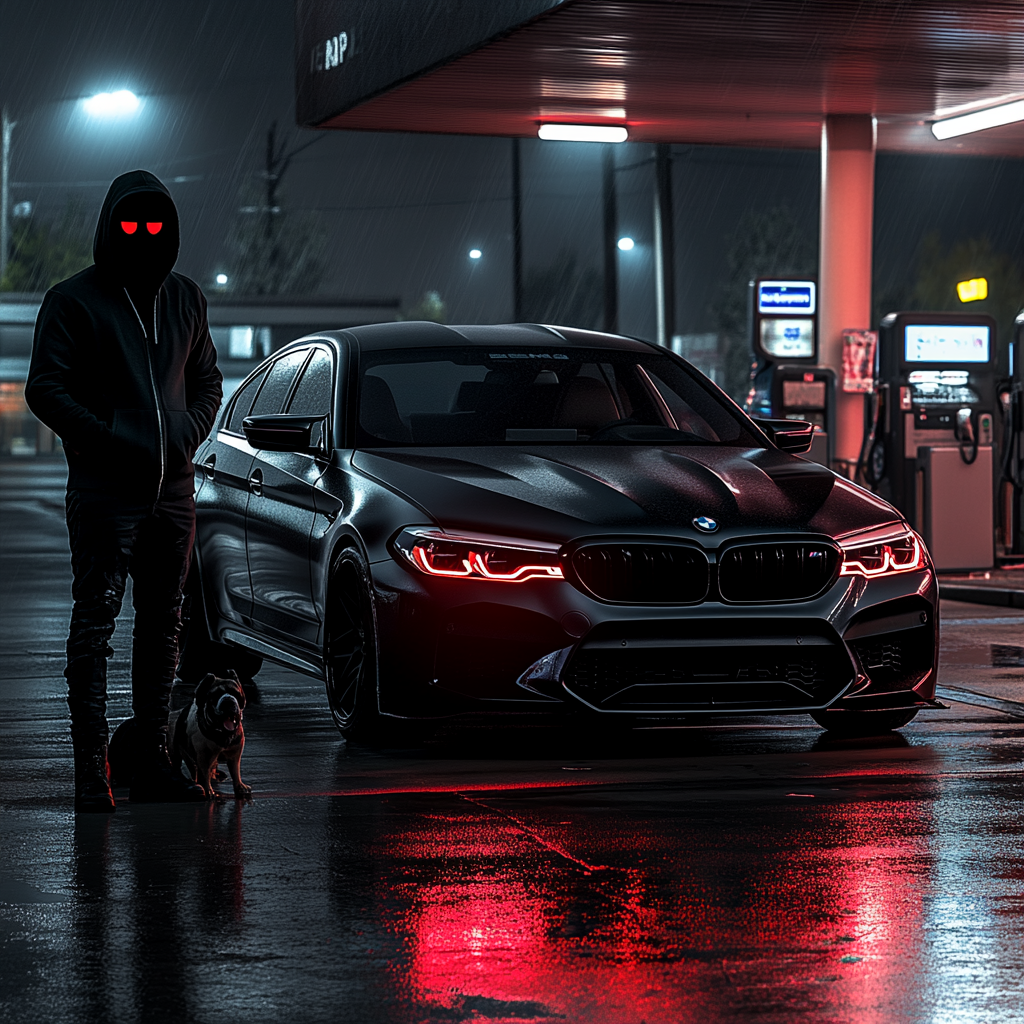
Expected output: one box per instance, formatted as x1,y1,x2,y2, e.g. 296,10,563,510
107,193,178,287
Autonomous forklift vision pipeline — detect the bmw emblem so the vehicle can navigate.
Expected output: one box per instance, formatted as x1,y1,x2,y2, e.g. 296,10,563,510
693,516,719,533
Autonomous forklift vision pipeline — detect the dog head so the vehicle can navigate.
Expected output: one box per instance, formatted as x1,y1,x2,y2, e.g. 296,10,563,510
194,672,246,736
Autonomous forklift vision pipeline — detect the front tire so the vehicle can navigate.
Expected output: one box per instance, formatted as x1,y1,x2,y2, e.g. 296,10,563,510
324,549,382,739
811,708,919,736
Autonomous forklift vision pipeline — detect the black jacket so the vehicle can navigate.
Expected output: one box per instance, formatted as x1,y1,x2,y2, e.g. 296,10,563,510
26,170,222,502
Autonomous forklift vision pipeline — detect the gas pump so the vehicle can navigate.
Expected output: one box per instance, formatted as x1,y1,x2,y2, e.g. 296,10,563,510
877,311,997,571
745,278,834,465
1003,312,1024,554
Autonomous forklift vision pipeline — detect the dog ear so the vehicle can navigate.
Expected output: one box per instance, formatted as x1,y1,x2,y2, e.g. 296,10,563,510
194,673,217,704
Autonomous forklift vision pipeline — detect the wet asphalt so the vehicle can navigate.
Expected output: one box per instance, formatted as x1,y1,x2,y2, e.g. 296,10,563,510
2,457,1024,1024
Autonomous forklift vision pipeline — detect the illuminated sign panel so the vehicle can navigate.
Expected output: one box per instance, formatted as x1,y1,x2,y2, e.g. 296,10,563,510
757,281,816,315
760,318,815,358
904,324,990,363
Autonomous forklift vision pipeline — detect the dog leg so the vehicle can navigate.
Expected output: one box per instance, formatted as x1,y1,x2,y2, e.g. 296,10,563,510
195,749,219,799
225,737,251,800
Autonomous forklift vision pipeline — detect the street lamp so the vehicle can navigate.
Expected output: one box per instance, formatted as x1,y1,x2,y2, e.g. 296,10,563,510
82,90,141,118
1,90,142,286
215,273,229,286
617,236,635,251
469,248,482,260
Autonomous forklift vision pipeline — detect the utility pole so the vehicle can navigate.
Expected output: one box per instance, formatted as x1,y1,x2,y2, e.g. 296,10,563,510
259,121,325,294
602,144,618,334
1,107,16,288
511,136,523,322
652,143,676,348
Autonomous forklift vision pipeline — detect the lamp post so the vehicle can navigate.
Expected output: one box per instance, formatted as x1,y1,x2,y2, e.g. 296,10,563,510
1,106,16,286
1,91,141,287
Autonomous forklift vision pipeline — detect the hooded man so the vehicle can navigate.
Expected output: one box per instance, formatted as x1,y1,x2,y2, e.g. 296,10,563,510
26,170,223,812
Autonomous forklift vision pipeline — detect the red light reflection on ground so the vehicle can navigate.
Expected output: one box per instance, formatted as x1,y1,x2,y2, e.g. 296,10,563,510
380,796,932,1022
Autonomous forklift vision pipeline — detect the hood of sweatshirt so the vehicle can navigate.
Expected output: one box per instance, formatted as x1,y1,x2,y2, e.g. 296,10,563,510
93,169,180,289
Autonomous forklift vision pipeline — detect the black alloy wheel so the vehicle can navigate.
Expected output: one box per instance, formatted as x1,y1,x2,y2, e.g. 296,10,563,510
810,707,919,736
325,549,380,738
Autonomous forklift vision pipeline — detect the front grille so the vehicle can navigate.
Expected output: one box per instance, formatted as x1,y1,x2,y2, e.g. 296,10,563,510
570,543,709,604
848,625,932,690
718,542,839,603
563,638,852,711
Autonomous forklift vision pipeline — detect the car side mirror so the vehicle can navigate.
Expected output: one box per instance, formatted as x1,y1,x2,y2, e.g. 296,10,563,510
242,414,326,453
752,417,815,455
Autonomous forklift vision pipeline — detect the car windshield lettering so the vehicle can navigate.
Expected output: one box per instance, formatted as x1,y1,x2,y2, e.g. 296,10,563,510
357,347,758,447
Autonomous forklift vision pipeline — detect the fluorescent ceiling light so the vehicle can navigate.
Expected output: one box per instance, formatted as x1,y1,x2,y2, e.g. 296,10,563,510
931,98,1024,139
538,123,628,143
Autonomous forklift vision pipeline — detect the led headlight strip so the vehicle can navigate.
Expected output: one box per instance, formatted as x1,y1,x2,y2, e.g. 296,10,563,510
396,529,564,583
838,525,929,578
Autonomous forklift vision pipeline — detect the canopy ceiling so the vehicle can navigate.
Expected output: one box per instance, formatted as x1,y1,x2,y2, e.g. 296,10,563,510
296,0,1024,156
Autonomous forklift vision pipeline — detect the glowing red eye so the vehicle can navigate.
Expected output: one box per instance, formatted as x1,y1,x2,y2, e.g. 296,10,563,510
120,221,138,234
146,222,163,235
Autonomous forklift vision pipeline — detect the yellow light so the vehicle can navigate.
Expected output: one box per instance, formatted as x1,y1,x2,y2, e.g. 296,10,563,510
956,277,988,302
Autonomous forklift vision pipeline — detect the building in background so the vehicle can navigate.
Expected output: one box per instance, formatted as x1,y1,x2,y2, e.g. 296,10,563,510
0,294,399,456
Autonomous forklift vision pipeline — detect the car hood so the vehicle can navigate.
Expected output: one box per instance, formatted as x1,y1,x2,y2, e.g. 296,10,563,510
352,446,901,543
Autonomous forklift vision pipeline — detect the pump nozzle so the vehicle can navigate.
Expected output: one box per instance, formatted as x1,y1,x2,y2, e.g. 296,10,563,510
956,407,978,465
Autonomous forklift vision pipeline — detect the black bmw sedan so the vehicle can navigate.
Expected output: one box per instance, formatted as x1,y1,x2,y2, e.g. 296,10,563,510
184,321,940,738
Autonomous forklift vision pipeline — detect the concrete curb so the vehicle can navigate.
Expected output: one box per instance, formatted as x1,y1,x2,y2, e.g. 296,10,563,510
940,585,1024,608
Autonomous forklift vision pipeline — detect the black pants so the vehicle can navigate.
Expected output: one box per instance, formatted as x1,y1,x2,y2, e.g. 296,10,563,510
65,490,196,746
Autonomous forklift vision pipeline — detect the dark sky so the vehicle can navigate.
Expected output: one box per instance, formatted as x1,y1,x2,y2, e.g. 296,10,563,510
3,0,1024,341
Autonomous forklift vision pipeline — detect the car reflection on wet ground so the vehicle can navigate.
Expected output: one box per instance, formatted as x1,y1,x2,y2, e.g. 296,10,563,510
2,459,1024,1023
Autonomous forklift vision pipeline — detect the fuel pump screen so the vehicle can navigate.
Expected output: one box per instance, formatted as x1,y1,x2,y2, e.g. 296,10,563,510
760,318,814,358
782,379,826,409
905,324,990,363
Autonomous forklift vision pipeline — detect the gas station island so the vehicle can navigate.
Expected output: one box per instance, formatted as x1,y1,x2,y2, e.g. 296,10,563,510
294,0,1024,573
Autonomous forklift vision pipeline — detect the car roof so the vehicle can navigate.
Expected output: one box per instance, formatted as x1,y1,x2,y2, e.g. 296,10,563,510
306,321,660,355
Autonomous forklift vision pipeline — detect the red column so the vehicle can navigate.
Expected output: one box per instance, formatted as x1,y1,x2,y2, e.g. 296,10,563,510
818,114,876,473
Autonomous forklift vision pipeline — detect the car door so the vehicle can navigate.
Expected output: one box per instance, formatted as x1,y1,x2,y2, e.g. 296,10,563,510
245,347,326,648
194,367,266,627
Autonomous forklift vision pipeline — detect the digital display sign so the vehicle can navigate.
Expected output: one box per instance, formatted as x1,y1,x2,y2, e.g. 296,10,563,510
757,281,816,315
904,324,990,363
782,379,826,409
760,318,815,358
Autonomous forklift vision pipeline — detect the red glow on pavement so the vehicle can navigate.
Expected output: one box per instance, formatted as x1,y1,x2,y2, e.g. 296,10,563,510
375,793,931,1022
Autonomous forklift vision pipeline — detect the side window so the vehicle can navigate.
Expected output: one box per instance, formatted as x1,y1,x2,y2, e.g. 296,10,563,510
248,350,308,417
225,369,268,433
287,349,333,417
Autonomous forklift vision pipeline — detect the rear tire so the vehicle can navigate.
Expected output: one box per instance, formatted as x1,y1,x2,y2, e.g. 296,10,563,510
811,708,919,736
324,549,382,739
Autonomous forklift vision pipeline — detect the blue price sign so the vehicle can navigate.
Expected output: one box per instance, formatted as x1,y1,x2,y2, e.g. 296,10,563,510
758,280,816,315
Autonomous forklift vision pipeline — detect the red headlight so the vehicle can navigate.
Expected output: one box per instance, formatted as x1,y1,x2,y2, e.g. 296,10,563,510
395,529,564,583
838,525,929,578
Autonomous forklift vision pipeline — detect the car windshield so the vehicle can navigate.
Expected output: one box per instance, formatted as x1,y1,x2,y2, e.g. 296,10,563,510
357,345,760,447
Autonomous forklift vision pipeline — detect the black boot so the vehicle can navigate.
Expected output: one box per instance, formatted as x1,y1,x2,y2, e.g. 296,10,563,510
73,739,116,814
129,732,206,803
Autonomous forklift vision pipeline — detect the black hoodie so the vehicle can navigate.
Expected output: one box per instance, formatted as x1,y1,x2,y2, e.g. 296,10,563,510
26,170,222,502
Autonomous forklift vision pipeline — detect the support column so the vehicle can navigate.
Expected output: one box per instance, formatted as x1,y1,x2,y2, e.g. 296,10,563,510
818,114,876,473
602,145,618,334
511,136,523,322
653,143,675,348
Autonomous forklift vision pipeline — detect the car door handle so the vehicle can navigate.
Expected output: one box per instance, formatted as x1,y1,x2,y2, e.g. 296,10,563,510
201,454,216,481
248,468,263,496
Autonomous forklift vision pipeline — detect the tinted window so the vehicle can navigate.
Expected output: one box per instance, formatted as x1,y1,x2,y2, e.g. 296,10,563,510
248,350,307,417
357,346,757,447
287,349,333,417
226,369,268,433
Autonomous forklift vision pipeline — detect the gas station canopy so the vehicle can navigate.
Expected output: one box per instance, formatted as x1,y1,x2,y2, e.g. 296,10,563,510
296,0,1024,157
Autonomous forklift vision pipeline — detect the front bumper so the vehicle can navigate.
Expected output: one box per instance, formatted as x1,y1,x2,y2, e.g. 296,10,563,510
369,557,939,719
